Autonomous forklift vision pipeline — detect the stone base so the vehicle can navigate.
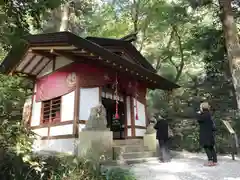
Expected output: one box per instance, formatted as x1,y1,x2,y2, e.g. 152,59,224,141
143,133,157,152
78,131,113,160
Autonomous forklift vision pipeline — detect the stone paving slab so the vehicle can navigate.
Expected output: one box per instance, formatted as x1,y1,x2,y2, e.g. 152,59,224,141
129,153,240,180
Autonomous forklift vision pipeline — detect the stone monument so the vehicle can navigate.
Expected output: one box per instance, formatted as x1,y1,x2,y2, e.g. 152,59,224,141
84,104,109,131
143,118,157,152
78,104,113,160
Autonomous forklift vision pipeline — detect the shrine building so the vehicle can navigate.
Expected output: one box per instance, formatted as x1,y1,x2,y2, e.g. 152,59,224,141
0,32,179,154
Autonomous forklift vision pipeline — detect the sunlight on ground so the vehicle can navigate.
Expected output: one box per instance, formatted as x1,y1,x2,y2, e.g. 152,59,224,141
154,174,181,180
149,162,190,173
131,153,240,180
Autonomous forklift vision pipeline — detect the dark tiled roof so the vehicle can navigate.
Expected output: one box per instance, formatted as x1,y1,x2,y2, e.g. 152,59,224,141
0,31,179,90
86,36,157,73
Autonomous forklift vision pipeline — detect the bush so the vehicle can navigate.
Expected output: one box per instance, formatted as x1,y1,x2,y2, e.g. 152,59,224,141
62,156,105,180
0,150,137,180
104,167,136,180
0,124,104,179
0,121,136,180
0,125,137,179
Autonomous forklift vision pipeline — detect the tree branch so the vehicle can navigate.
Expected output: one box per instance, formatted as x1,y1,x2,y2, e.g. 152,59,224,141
138,17,150,52
155,28,175,71
138,0,156,52
172,25,185,82
155,56,170,71
131,0,140,33
168,55,176,68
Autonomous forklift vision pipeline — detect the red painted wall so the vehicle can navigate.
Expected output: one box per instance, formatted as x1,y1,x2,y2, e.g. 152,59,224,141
35,63,147,102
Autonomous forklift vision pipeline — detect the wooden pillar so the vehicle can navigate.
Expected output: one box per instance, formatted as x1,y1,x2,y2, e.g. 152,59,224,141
130,96,136,137
27,91,35,128
144,101,148,127
144,89,149,127
47,57,56,138
99,86,102,103
73,74,80,138
124,95,128,138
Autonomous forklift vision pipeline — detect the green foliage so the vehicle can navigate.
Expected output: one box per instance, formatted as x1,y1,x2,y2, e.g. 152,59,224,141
0,151,98,179
0,0,62,49
145,0,240,153
40,0,94,34
188,0,212,9
0,1,239,176
51,156,105,180
104,167,136,180
0,150,136,180
0,73,37,179
181,128,200,152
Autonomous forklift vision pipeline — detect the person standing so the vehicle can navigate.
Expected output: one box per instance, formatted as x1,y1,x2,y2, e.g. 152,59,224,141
197,102,217,166
154,113,171,162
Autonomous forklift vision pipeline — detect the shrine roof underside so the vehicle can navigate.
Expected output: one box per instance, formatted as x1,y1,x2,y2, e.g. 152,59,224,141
0,31,179,90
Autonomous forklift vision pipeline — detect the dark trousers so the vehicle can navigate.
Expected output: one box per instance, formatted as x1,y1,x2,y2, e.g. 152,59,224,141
204,145,217,162
158,139,170,162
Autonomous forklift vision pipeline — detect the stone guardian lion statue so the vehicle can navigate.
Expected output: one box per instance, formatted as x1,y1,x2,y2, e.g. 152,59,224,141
84,104,109,131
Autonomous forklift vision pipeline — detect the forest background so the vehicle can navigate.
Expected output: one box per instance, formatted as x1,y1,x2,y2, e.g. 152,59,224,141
1,0,240,155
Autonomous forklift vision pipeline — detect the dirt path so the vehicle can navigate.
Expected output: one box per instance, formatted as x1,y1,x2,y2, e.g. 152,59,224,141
130,153,240,180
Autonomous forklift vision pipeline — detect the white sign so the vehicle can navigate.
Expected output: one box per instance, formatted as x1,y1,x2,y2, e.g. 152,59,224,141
222,120,235,134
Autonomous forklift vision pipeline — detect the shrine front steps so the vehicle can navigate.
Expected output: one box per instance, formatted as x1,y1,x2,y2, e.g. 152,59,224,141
113,139,143,146
112,139,158,165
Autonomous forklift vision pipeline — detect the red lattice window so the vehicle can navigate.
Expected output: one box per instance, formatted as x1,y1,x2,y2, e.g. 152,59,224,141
41,97,61,124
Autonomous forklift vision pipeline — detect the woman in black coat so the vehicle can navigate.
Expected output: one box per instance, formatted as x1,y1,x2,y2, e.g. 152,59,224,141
197,102,217,166
154,114,171,162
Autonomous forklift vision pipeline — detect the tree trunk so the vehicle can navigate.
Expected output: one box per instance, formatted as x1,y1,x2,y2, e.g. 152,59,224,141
59,3,70,31
219,0,240,109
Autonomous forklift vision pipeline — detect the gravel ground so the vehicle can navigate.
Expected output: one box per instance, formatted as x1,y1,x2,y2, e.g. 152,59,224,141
129,153,240,180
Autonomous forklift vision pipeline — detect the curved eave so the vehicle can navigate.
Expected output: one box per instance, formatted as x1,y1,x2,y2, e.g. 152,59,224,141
86,36,157,73
0,42,29,74
0,32,180,90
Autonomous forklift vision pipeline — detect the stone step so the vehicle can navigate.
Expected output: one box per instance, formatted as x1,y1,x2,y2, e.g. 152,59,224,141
114,139,143,146
124,145,149,153
101,157,159,166
113,145,149,153
124,157,159,165
122,151,156,160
